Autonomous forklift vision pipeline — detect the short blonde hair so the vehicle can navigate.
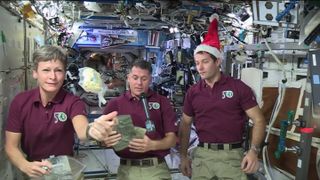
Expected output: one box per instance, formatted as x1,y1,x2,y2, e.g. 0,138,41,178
33,45,67,70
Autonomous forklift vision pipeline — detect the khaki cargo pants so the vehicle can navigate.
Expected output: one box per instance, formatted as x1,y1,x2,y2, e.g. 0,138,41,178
117,161,171,180
191,147,247,180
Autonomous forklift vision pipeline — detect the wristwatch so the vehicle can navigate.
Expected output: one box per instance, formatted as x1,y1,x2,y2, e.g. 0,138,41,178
86,123,94,140
250,144,261,154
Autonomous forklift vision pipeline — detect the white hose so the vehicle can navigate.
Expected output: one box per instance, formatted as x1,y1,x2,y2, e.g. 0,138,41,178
264,39,287,80
264,39,284,68
263,82,287,180
317,148,320,178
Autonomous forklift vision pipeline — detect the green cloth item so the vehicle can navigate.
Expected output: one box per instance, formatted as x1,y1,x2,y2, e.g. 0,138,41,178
1,31,6,43
113,115,146,151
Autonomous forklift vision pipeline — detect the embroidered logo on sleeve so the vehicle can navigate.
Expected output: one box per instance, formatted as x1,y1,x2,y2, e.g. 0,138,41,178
222,90,233,99
54,112,68,123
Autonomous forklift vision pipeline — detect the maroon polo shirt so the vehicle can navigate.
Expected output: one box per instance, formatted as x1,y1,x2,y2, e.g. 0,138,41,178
103,89,177,159
6,88,87,161
183,73,257,143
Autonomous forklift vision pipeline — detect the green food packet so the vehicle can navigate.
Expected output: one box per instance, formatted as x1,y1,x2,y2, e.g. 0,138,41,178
133,127,146,139
113,115,146,151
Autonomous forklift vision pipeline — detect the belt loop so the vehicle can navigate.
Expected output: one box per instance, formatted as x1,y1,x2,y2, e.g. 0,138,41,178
224,144,229,150
153,158,157,165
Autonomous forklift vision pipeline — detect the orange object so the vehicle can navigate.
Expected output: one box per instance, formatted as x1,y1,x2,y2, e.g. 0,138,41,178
20,3,36,19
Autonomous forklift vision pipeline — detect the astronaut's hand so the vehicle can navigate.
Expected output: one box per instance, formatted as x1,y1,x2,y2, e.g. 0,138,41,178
87,111,118,141
180,155,192,178
20,160,52,178
102,131,122,147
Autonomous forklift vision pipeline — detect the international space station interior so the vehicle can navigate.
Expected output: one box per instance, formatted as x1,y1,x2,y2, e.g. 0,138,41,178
0,0,320,180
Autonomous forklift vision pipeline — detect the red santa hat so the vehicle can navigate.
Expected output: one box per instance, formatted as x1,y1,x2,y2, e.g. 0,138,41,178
194,14,221,58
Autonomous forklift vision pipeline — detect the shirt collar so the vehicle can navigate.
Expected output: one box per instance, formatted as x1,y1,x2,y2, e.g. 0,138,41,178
32,88,67,104
125,89,154,101
201,72,228,88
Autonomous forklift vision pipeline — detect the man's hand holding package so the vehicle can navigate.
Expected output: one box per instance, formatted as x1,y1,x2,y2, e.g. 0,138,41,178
102,131,122,147
21,159,52,178
88,111,118,141
128,135,153,153
100,115,147,151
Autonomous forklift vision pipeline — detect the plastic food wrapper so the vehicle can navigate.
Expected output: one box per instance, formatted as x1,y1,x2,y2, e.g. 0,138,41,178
113,115,146,151
78,67,107,107
166,124,199,169
44,155,86,180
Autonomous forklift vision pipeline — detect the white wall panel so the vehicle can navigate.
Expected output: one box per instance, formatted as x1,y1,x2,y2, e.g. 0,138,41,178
0,5,44,177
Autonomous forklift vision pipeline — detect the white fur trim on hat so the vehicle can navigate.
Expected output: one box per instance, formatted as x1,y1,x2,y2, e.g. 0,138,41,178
209,13,219,22
194,44,221,58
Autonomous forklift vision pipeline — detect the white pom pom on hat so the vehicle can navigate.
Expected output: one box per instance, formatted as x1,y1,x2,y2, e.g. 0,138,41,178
194,13,221,59
209,13,219,22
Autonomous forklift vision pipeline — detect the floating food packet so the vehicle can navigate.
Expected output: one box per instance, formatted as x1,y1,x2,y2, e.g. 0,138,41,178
44,155,85,180
78,67,107,107
113,115,146,151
